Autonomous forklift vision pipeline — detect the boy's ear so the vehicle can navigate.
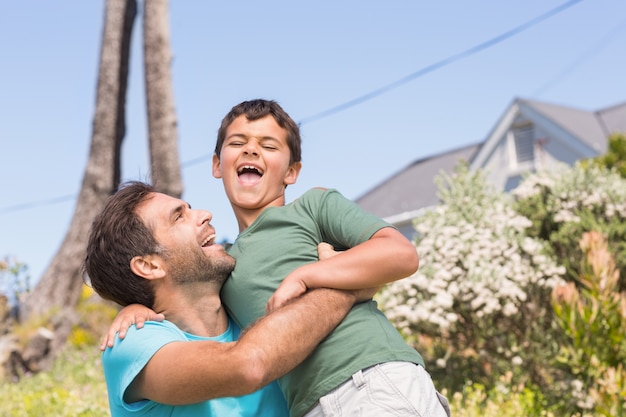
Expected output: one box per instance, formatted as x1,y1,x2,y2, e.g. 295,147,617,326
130,255,166,280
284,161,302,186
212,154,222,179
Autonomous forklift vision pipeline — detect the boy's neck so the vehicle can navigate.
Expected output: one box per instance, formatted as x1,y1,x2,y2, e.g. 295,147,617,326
233,204,276,232
229,186,291,232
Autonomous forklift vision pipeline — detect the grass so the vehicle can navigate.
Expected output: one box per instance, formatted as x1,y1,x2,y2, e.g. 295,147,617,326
0,345,109,417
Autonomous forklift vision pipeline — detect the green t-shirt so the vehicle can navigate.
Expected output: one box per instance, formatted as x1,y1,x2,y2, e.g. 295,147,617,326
221,188,424,417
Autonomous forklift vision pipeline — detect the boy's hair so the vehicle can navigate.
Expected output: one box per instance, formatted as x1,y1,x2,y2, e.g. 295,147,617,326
83,181,161,308
215,99,302,165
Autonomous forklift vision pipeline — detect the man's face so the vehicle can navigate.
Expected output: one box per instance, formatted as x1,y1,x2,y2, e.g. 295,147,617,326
136,192,235,285
212,114,302,212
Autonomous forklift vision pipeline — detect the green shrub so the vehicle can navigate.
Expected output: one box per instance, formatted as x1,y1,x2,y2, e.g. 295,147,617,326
447,379,550,417
552,231,626,416
583,133,626,179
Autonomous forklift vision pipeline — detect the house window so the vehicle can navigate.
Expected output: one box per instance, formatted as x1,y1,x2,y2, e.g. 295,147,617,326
504,174,523,192
513,124,535,163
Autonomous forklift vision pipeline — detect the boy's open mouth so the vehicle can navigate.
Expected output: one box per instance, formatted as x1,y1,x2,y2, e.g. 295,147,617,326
238,165,263,184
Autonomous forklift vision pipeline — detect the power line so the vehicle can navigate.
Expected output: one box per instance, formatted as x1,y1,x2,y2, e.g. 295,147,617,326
299,0,584,125
532,15,626,97
0,156,213,214
0,0,587,215
0,154,213,214
180,155,212,167
0,194,77,214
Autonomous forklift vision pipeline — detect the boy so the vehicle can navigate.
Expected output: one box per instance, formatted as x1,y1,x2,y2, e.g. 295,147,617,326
212,99,449,417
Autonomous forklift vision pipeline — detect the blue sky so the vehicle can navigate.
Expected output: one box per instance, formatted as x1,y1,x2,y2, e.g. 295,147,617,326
1,0,625,287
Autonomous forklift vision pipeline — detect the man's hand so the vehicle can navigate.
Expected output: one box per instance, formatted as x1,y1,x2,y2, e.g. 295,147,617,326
101,304,164,350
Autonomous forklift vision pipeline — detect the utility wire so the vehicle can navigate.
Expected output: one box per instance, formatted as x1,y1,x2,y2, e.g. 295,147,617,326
299,0,584,125
532,15,626,97
0,194,77,214
0,0,587,215
0,155,214,214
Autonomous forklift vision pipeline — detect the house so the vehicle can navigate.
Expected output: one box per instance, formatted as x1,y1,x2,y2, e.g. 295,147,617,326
355,97,626,240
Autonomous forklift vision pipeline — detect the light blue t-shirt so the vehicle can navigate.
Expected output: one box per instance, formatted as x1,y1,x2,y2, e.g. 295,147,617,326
102,318,288,417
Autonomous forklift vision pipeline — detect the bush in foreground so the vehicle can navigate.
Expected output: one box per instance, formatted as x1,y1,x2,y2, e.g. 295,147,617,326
0,345,109,416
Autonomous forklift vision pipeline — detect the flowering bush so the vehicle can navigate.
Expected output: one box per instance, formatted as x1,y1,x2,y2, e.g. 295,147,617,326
513,162,626,290
379,163,565,392
552,231,626,416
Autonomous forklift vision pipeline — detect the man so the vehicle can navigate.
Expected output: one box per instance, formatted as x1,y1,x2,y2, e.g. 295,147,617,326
83,181,372,416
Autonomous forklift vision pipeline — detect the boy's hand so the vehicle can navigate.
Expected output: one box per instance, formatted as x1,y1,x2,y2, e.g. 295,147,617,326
316,242,338,260
349,286,381,303
100,304,164,351
266,243,339,313
266,277,308,314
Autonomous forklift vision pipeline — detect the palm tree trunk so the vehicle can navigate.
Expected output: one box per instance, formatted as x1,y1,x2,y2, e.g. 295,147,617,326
21,0,137,360
144,0,183,198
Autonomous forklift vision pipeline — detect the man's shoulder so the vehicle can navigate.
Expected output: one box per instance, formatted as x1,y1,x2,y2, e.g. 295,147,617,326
104,320,187,358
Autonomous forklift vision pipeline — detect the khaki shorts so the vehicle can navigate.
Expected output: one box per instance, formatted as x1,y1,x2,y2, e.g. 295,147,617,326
303,361,451,417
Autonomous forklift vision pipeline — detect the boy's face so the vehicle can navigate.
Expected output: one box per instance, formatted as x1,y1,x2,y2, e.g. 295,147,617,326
212,115,302,212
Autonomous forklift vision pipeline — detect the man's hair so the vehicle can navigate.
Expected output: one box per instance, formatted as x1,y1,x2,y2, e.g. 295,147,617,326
214,99,302,165
83,181,161,307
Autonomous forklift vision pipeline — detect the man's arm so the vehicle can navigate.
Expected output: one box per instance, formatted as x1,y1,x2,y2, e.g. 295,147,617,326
131,287,371,405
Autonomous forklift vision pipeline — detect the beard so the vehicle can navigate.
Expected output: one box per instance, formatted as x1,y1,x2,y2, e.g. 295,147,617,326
164,244,235,287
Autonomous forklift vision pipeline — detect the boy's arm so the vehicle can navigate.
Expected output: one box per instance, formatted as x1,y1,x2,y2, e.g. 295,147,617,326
130,287,374,405
267,227,418,312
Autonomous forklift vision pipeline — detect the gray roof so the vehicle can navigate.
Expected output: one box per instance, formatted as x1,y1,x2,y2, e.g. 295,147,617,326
519,98,626,154
355,143,480,219
597,101,626,137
